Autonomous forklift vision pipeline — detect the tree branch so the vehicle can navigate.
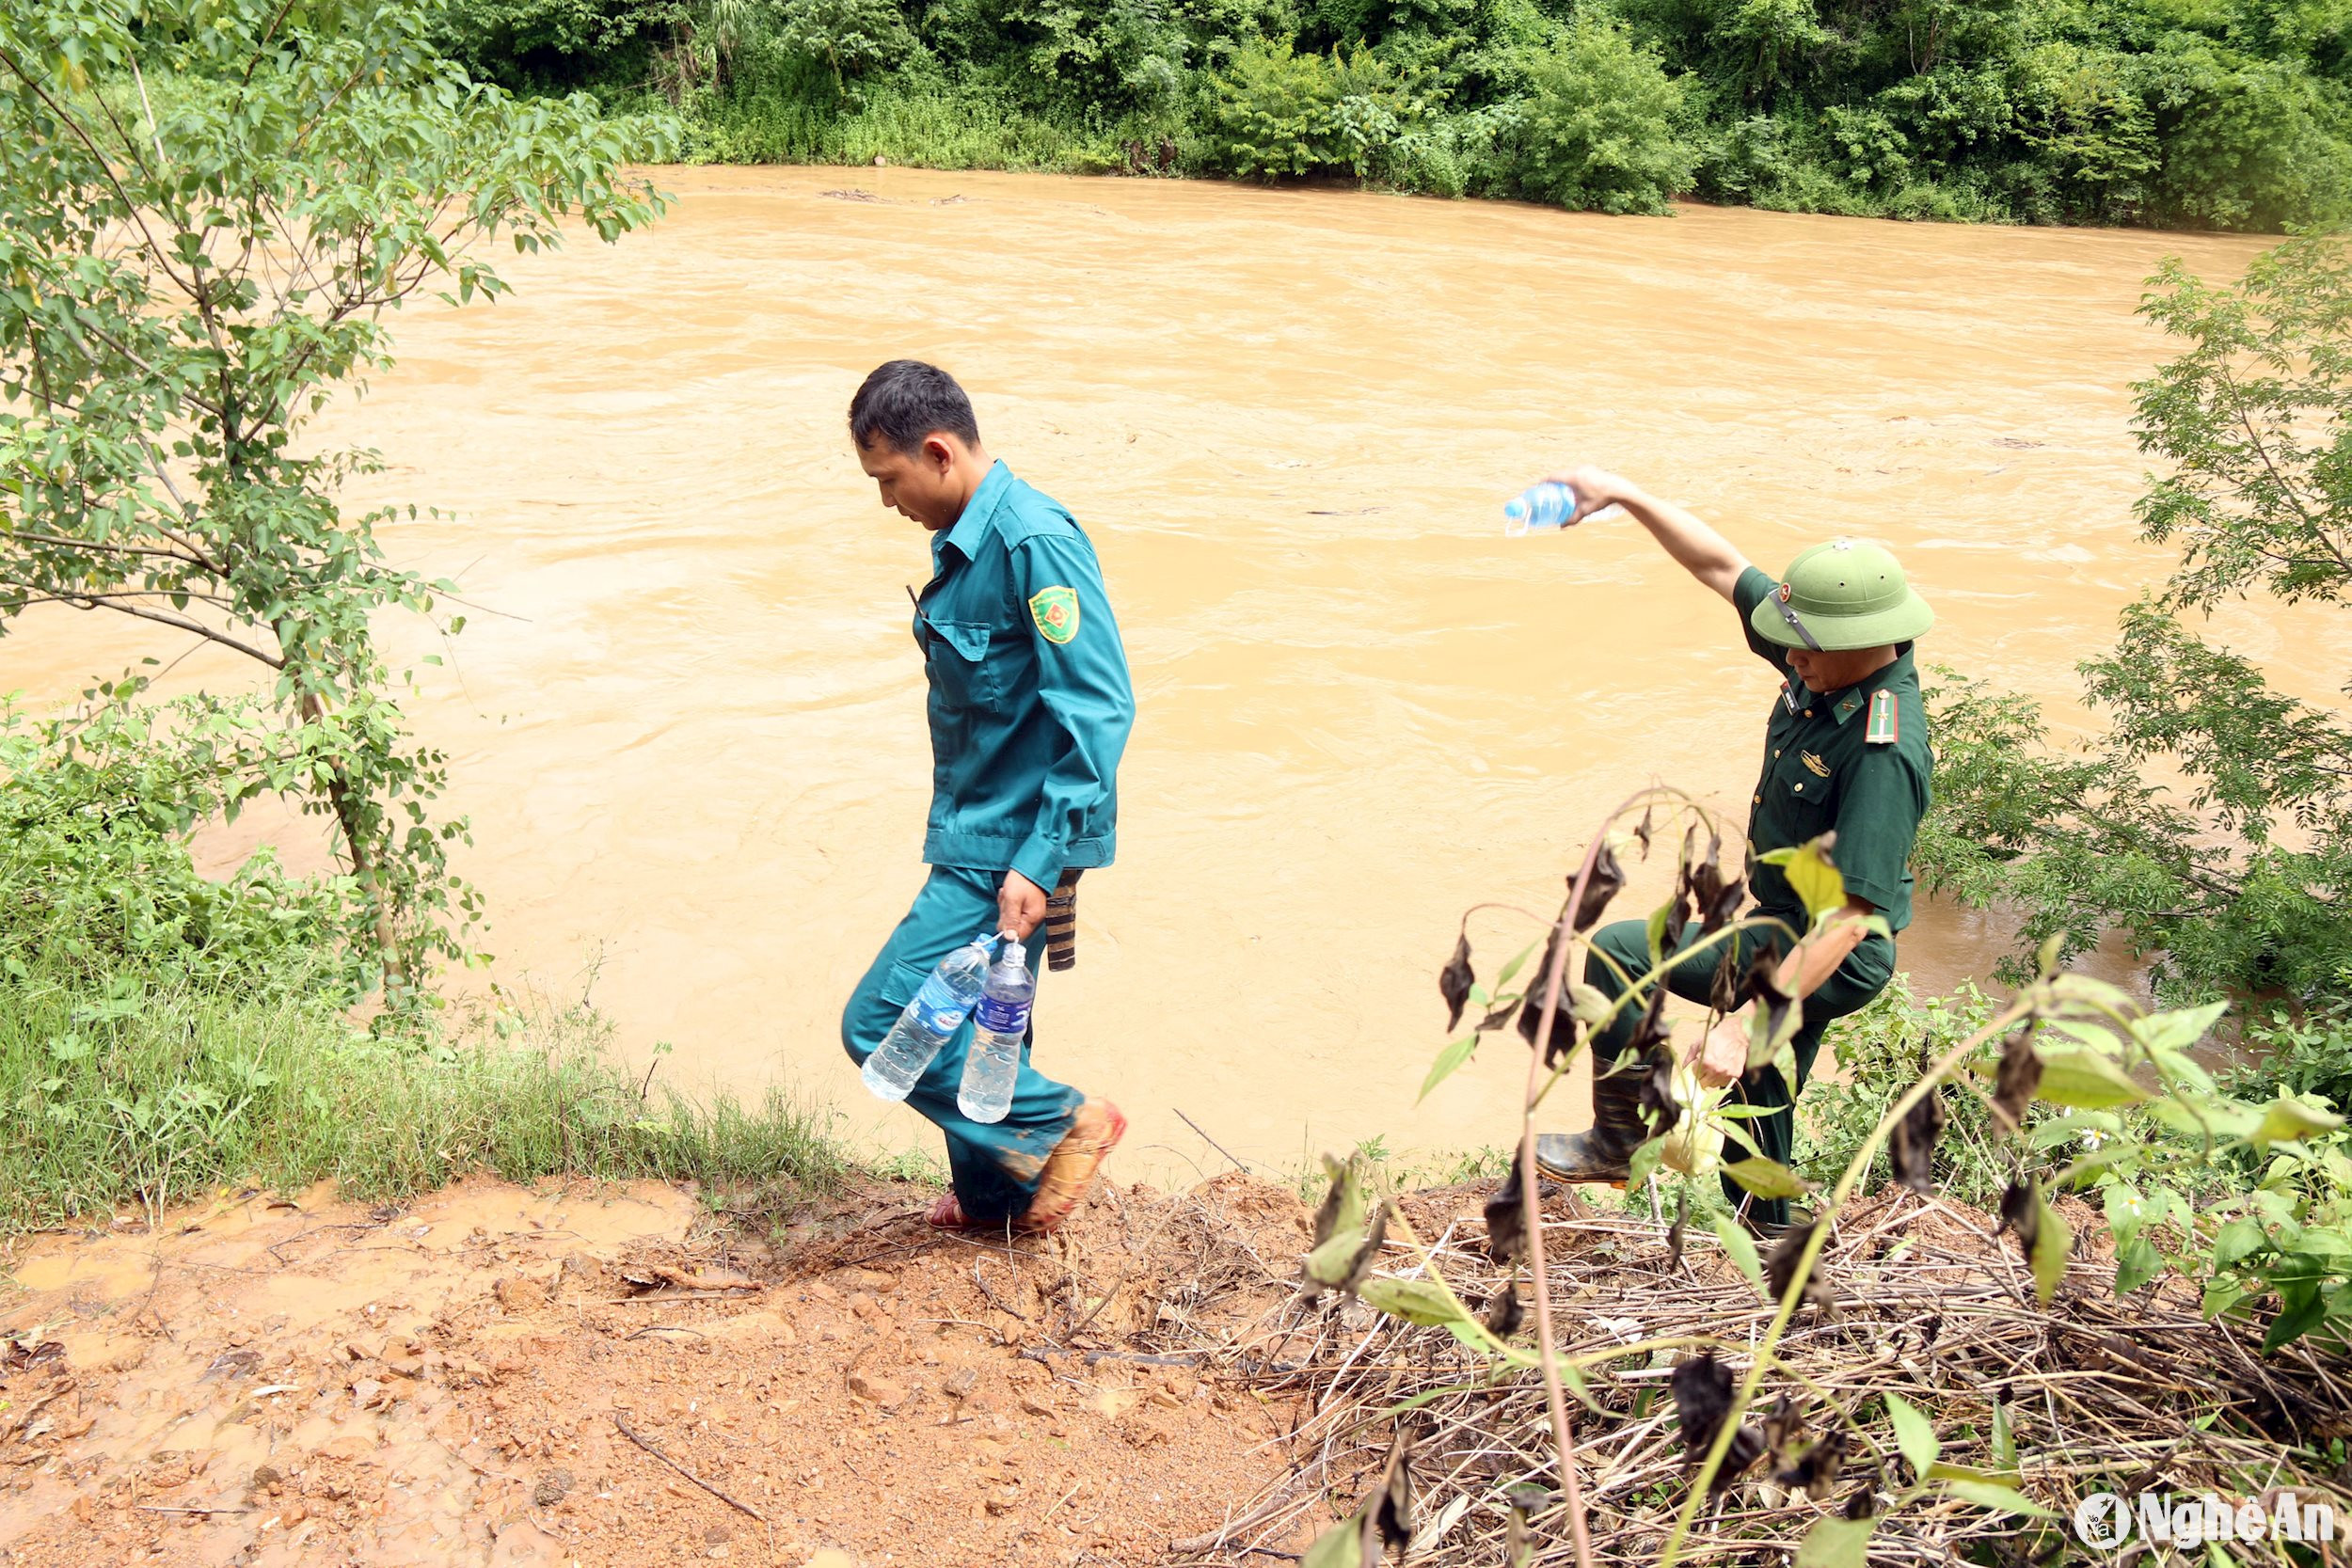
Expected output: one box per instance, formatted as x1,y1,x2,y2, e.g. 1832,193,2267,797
25,592,283,668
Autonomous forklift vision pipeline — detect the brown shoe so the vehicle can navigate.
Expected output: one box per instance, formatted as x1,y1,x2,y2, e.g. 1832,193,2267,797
1019,1100,1127,1235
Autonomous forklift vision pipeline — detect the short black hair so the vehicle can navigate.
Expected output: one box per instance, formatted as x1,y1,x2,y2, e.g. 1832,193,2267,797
850,360,980,455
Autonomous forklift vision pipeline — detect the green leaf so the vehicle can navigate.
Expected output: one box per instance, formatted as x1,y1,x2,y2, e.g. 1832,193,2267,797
1495,940,1539,991
1927,1461,2010,1484
1792,1514,1874,1568
1709,1212,1764,1291
1299,1516,1365,1568
2030,1194,2070,1306
1646,898,1674,964
1418,1035,1478,1103
2115,1236,2162,1294
2130,1001,2229,1059
1304,1228,1366,1290
1358,1276,1470,1328
2254,1097,2345,1148
1759,836,1846,917
1559,1361,1610,1415
2034,1048,2150,1109
2144,1093,2260,1140
1885,1390,1938,1475
1568,983,1612,1025
1990,1401,2016,1477
2203,1275,2251,1321
1318,1154,1368,1236
2265,1283,2328,1351
1722,1156,1810,1200
1943,1479,2057,1517
1627,1133,1665,1190
2212,1218,2267,1269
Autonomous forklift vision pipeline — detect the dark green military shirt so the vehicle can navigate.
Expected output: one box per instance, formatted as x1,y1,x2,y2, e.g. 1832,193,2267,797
1732,565,1932,932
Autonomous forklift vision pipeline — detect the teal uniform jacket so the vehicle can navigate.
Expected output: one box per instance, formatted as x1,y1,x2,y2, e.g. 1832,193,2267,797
915,460,1134,887
842,460,1134,1224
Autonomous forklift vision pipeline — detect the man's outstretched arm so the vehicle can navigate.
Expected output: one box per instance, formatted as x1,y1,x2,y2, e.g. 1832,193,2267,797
1543,465,1751,603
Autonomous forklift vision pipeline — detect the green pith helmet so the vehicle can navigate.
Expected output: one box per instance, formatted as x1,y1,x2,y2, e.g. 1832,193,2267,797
1748,538,1933,652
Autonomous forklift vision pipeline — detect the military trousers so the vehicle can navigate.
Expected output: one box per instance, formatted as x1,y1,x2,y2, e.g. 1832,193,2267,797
1583,911,1894,1229
841,865,1085,1224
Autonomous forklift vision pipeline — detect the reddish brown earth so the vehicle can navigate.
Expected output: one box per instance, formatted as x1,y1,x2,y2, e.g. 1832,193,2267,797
0,1174,1319,1567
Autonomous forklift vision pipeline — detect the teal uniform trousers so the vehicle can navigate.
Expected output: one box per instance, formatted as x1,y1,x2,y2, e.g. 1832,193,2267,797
842,866,1086,1222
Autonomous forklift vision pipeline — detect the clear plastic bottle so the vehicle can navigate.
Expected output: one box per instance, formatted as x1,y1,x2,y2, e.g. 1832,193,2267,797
862,935,995,1101
1502,481,1622,536
957,937,1034,1124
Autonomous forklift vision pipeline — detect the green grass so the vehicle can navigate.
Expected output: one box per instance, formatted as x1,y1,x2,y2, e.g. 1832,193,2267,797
679,89,1126,171
1281,1135,1517,1201
0,960,862,1232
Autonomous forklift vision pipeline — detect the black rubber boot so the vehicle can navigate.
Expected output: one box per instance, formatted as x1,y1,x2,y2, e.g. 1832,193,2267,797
1534,1060,1648,1185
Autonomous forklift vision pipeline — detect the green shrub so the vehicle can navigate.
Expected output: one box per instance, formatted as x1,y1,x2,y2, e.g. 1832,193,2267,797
0,699,368,1004
1202,40,1344,175
1501,21,1692,214
2147,47,2352,230
1803,974,2011,1207
775,0,914,92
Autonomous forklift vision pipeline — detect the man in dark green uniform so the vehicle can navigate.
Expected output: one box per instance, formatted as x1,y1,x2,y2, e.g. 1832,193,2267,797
838,361,1133,1235
1531,466,1935,1231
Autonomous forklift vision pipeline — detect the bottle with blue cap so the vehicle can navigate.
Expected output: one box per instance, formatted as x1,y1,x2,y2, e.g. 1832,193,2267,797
957,936,1035,1124
1503,480,1622,536
862,933,997,1101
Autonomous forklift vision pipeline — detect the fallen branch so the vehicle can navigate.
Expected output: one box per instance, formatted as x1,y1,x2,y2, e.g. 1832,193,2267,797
1176,1107,1255,1175
612,1414,767,1522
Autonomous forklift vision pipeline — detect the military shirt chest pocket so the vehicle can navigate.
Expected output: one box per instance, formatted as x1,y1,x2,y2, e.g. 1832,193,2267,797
923,617,1006,712
1769,741,1839,834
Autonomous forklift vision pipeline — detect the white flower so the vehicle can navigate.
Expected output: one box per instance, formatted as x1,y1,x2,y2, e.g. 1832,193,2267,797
2080,1128,2108,1151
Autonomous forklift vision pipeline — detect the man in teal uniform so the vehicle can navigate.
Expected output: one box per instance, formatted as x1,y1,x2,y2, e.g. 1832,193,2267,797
1531,466,1936,1231
839,361,1133,1234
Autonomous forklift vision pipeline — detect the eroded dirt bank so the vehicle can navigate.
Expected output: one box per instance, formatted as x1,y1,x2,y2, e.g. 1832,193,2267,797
0,1175,1315,1566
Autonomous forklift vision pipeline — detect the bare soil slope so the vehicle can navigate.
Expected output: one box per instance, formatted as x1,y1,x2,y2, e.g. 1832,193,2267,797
0,1174,1314,1567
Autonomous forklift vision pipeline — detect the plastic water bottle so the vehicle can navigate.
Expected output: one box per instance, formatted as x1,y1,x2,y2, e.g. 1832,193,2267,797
862,935,995,1101
1503,481,1622,536
958,938,1034,1124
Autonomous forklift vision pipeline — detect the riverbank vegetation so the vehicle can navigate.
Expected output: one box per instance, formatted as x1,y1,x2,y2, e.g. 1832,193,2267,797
434,0,2352,227
1919,231,2352,1016
0,698,858,1233
0,0,859,1232
0,0,672,1009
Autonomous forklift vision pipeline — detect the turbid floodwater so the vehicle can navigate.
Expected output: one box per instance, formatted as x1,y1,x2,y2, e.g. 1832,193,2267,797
3,166,2301,1177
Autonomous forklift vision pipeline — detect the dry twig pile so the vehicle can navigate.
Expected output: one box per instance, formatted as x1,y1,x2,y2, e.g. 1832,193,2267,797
1178,1187,2352,1565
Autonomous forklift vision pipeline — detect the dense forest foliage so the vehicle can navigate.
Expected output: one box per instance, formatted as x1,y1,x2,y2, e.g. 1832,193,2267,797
432,0,2352,226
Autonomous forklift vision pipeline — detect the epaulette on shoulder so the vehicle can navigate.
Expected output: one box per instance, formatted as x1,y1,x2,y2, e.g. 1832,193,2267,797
1865,689,1899,745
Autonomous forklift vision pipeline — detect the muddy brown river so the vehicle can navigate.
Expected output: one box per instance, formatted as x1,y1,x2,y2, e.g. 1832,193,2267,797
4,167,2297,1179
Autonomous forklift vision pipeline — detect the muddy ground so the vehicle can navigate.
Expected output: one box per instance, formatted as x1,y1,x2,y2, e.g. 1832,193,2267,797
0,1173,1323,1567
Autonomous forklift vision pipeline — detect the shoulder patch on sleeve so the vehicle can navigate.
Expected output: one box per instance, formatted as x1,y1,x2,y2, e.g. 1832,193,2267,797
1028,585,1080,644
1865,689,1899,745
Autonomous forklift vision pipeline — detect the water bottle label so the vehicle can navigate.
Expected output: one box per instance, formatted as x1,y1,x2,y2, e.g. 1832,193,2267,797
974,993,1030,1035
908,977,967,1036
